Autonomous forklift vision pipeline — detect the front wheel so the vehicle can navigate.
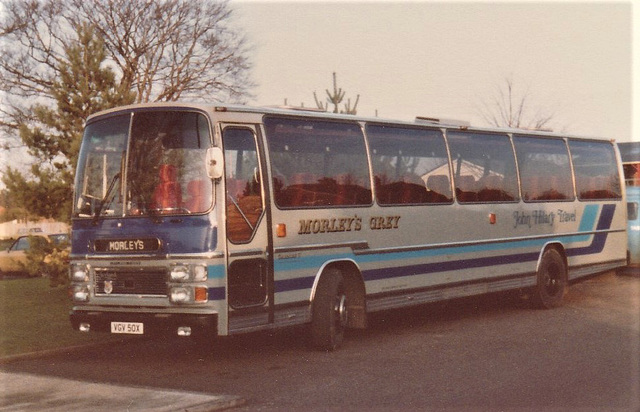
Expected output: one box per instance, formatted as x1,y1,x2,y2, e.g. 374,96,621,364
531,248,567,309
311,269,348,351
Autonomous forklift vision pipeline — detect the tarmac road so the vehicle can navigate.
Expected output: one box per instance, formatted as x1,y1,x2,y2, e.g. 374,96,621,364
1,270,639,411
0,371,244,411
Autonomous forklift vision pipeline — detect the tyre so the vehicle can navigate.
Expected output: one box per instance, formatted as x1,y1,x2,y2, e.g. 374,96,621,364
531,248,567,309
311,269,348,351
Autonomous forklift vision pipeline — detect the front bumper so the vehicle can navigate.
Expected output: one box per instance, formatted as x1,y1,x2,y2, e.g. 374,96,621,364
70,309,218,337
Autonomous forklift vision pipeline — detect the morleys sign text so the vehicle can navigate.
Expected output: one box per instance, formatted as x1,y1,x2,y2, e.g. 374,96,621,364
94,238,161,253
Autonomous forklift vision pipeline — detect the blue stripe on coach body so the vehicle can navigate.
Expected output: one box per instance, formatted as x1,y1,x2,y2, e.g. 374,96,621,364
273,204,615,293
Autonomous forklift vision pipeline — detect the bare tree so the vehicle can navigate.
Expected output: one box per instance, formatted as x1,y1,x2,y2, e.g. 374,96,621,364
313,72,360,114
0,0,253,220
0,0,253,133
477,76,554,131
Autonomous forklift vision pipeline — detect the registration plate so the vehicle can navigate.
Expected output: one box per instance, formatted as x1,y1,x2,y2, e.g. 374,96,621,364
111,322,144,334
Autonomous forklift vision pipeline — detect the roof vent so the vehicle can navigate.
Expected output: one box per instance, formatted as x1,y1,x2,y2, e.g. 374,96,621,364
267,105,327,113
415,116,470,127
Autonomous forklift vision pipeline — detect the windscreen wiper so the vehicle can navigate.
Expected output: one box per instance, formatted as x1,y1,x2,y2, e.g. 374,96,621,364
93,172,121,221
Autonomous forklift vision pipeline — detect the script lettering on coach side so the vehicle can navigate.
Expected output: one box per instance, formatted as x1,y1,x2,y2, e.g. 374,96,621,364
513,209,576,229
369,215,401,230
298,215,363,235
298,215,401,235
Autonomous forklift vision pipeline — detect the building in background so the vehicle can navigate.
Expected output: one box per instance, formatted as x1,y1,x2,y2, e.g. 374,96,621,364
0,219,69,240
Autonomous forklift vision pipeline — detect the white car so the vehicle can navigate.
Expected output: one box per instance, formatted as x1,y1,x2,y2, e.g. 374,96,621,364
0,235,53,277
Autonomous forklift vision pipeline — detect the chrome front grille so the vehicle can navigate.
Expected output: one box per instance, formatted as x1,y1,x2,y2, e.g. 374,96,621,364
94,269,167,296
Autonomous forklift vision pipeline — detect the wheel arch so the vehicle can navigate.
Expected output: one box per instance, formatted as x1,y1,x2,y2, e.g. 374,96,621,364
310,259,367,329
537,241,568,275
531,241,569,309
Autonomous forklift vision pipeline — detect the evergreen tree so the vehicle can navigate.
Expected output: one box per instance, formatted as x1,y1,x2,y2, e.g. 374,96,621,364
2,23,136,221
2,166,73,222
0,0,252,222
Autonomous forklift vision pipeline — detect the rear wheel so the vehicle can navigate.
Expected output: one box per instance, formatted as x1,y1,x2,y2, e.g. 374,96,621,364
531,248,567,309
311,269,348,351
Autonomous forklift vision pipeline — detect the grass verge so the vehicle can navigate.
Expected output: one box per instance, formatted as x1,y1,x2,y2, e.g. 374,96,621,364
0,277,125,358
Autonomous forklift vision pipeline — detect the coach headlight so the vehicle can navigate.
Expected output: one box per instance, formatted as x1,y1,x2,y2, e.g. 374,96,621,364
193,265,207,281
170,287,191,304
170,286,208,304
170,265,190,282
170,264,208,282
72,285,90,302
70,264,89,283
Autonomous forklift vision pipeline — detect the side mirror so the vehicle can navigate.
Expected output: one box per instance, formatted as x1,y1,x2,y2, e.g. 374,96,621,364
206,147,224,179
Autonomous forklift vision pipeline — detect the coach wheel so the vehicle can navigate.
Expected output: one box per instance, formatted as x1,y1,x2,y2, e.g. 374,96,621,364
531,248,567,309
311,269,348,351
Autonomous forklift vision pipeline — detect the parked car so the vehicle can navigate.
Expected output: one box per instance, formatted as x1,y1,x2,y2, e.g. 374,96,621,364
0,235,57,278
47,233,70,247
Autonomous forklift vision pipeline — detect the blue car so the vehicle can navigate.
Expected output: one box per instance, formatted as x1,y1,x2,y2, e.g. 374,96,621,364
619,142,640,273
626,186,640,267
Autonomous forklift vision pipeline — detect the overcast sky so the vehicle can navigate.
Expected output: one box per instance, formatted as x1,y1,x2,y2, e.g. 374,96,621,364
1,1,636,177
232,0,636,142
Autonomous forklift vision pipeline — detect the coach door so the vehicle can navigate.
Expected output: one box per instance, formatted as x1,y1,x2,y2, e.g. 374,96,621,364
222,125,272,318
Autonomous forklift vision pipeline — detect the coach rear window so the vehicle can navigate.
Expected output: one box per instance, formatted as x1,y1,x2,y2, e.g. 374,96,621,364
569,140,622,200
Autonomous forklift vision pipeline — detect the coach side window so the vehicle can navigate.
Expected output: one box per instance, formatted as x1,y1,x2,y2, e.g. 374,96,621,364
367,124,452,205
513,136,574,202
264,117,372,208
447,132,519,203
569,140,622,200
